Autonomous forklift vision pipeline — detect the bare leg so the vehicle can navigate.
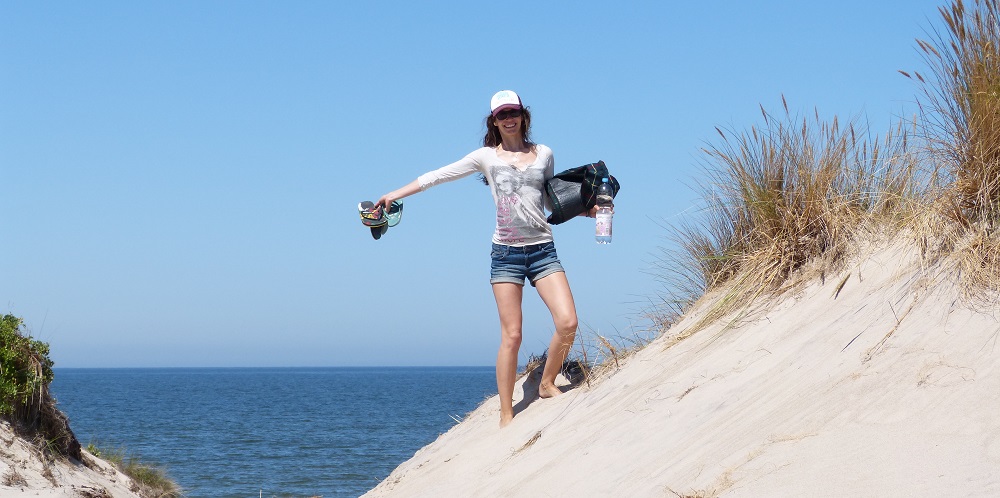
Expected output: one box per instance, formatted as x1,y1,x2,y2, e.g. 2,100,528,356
534,272,579,398
492,282,523,427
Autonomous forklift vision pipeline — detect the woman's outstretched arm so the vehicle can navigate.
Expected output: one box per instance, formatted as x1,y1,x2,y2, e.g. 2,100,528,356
376,179,422,210
377,152,483,209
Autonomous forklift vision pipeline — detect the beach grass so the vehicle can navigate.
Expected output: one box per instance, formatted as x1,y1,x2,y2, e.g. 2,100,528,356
2,313,181,497
652,0,1000,338
85,443,182,498
904,0,1000,295
654,104,919,337
570,323,657,381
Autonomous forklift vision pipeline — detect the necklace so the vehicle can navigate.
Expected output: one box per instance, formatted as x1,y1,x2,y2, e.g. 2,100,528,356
499,145,527,167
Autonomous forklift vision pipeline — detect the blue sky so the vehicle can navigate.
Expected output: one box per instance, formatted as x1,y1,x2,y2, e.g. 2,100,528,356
2,1,943,367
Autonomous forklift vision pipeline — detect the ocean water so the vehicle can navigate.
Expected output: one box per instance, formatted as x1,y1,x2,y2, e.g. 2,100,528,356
50,367,497,497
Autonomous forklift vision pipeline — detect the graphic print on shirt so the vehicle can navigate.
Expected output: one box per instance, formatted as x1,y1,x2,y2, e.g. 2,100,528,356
491,164,546,245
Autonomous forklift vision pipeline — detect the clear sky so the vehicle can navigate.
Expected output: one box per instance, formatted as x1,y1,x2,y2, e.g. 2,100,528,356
2,1,944,367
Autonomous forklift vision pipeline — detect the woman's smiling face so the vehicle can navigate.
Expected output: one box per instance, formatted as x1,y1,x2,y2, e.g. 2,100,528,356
494,109,523,139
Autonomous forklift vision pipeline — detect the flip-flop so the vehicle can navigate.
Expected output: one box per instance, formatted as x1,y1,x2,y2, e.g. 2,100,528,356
385,200,403,227
358,201,387,228
359,201,389,240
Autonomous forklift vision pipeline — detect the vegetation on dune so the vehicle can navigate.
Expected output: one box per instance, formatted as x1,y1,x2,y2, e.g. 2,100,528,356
86,443,182,498
907,0,1000,224
5,1,1000,494
653,0,1000,337
654,106,920,335
1,314,180,497
0,313,80,459
905,0,1000,294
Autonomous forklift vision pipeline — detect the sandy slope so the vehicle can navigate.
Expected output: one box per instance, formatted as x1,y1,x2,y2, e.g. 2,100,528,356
363,242,1000,497
0,420,142,497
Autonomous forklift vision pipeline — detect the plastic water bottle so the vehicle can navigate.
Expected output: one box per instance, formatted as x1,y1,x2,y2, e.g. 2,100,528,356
595,177,613,244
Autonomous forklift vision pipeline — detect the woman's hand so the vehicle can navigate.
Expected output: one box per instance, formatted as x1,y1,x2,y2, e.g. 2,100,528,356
375,179,422,210
375,194,395,211
584,205,614,218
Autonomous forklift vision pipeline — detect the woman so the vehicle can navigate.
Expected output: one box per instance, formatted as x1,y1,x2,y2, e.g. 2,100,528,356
375,90,594,428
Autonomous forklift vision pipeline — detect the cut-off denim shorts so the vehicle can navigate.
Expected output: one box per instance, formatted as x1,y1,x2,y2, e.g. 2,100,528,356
490,242,565,287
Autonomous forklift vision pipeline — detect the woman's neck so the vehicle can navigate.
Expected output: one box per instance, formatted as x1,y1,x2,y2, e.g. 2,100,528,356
498,137,530,153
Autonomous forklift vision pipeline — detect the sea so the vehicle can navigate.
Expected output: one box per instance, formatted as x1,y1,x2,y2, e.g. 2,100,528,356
50,367,498,498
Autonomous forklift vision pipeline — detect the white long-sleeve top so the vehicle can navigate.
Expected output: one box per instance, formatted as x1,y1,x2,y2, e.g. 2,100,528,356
417,145,555,246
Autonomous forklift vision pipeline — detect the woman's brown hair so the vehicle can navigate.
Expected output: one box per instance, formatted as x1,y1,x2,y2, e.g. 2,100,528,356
480,108,534,185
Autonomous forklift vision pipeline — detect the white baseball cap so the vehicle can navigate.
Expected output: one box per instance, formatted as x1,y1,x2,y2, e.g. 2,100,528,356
490,90,523,116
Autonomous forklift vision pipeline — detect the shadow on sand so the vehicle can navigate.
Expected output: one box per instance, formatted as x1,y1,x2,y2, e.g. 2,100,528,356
512,361,586,416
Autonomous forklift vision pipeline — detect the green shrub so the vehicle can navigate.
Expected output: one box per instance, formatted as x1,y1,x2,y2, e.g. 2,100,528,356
0,314,54,417
1,313,80,459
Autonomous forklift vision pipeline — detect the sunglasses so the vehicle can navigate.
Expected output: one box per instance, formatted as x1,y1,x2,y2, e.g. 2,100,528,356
495,109,523,121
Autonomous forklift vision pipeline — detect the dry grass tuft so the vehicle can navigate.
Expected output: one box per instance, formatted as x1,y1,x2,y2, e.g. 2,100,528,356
951,226,1000,298
905,0,1000,296
2,468,27,487
648,0,1000,347
85,443,182,498
654,101,920,334
515,431,542,453
569,324,657,383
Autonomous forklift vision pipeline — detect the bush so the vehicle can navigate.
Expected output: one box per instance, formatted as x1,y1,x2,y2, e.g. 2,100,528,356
0,313,80,459
0,314,55,417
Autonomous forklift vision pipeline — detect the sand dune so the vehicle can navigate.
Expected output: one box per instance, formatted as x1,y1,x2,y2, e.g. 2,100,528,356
0,420,142,497
364,242,1000,497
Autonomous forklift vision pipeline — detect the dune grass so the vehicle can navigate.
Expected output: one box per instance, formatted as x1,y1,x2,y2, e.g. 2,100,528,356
570,323,659,381
906,0,1000,225
653,0,1000,337
904,0,1000,295
654,104,919,336
2,315,180,497
85,443,182,498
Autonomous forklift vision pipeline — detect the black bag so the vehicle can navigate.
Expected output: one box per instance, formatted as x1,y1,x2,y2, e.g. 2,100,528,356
545,160,620,225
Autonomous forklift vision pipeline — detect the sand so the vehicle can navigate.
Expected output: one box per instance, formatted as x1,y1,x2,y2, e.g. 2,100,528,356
0,420,142,497
4,240,997,497
363,241,1000,497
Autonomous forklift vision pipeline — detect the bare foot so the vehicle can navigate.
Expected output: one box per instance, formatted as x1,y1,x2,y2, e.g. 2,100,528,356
538,382,562,399
499,413,514,428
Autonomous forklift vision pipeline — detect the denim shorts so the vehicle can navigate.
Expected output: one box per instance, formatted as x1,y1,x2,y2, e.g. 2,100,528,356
490,242,565,287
